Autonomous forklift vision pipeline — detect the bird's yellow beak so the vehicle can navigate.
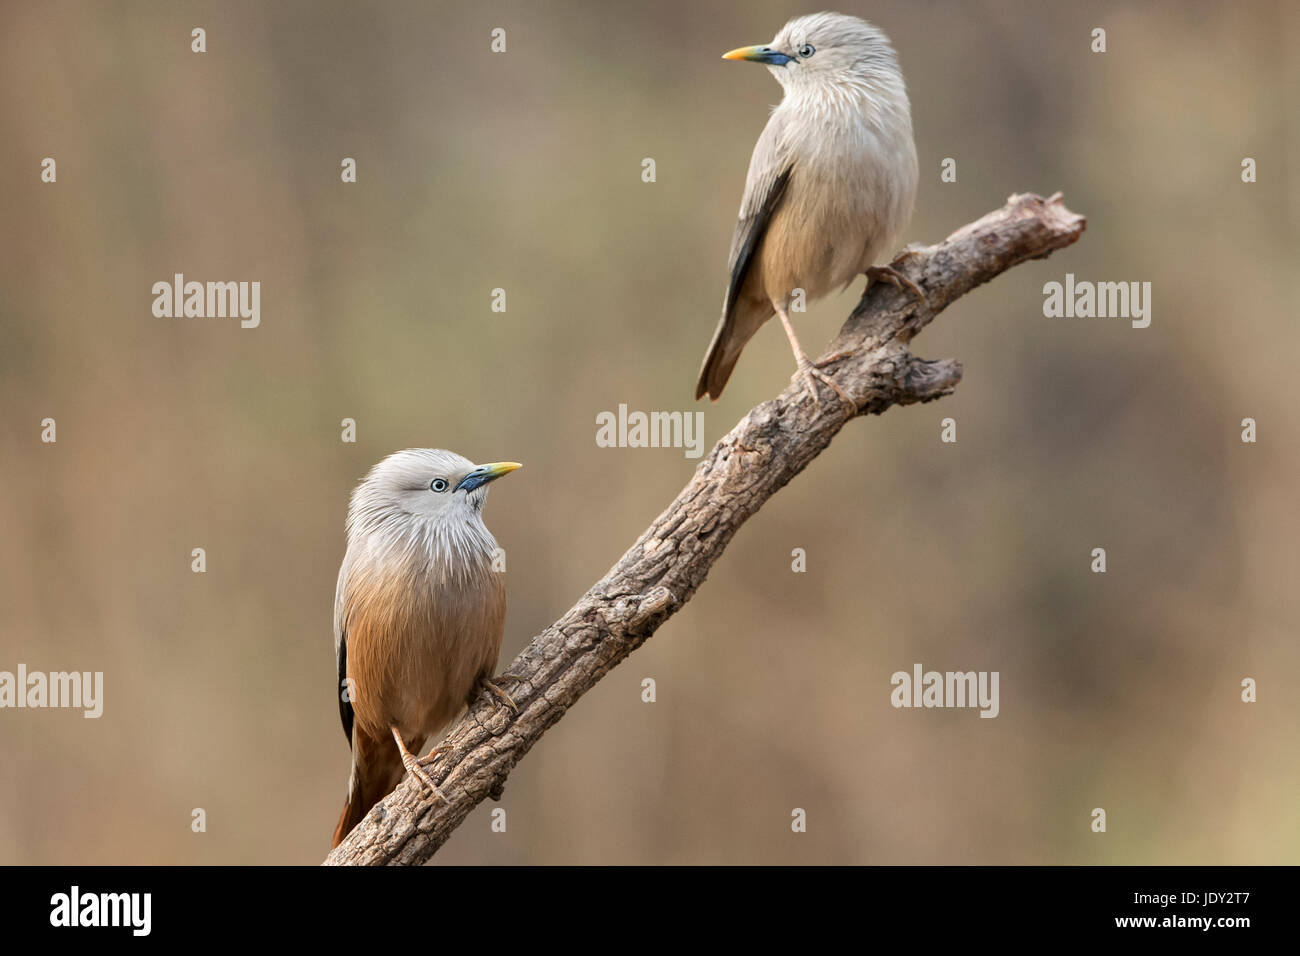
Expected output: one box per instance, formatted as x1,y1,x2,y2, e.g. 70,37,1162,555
722,45,792,65
482,461,522,477
455,462,521,493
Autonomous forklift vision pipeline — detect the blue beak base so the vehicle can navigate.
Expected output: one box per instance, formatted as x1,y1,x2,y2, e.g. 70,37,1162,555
722,45,793,66
455,461,522,493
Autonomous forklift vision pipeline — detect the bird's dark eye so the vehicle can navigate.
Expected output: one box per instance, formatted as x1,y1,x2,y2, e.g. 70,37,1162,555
798,43,815,58
429,478,449,492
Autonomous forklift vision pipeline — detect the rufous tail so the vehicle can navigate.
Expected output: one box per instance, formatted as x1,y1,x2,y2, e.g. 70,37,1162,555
331,726,414,848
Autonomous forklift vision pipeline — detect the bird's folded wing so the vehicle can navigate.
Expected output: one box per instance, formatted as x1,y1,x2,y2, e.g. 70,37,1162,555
694,115,795,399
334,556,355,747
722,113,795,321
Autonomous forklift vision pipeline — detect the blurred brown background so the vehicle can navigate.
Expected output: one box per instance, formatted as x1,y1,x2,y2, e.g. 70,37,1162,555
1,0,1296,865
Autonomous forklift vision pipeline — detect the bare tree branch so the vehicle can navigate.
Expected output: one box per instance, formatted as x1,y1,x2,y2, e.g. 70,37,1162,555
323,192,1086,866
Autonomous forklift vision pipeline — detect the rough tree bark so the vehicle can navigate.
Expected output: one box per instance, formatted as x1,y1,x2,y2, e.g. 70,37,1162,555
324,192,1086,866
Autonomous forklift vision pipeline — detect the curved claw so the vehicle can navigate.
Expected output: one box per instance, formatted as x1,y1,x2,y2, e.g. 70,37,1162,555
480,678,519,714
866,264,932,320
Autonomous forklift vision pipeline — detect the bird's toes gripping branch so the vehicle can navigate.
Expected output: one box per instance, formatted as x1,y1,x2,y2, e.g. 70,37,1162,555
795,359,858,416
866,263,933,331
479,675,522,715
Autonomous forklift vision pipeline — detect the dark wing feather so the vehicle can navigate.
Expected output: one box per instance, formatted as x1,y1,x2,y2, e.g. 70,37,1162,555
334,560,354,747
337,627,354,746
695,115,794,400
723,165,791,323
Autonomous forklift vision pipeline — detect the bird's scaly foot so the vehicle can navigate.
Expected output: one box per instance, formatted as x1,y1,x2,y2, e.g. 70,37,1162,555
416,745,450,769
866,264,933,324
793,357,857,415
773,302,856,416
479,675,522,714
392,726,449,803
400,751,449,803
815,348,856,366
